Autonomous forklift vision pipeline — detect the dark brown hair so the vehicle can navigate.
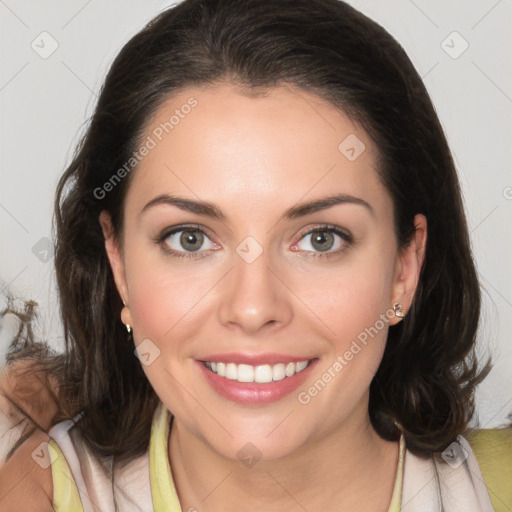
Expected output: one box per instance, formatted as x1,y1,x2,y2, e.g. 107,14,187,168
8,0,492,463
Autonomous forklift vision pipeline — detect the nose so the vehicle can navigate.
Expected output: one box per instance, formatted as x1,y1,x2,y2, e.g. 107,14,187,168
218,244,293,335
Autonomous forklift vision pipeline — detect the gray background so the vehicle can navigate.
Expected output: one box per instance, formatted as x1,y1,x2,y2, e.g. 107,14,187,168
1,0,511,428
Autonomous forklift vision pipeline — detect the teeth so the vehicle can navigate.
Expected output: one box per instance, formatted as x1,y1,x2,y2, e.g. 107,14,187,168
254,364,273,383
285,362,295,377
272,363,286,381
226,363,238,380
295,360,308,372
238,364,254,383
203,359,311,383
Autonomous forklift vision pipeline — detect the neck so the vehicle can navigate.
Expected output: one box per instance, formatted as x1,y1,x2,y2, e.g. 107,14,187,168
168,401,399,512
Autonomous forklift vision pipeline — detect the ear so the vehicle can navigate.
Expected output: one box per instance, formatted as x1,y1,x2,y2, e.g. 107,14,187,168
99,211,129,305
389,214,427,325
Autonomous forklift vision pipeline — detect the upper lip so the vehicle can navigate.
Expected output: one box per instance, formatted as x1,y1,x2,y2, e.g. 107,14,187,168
197,352,315,366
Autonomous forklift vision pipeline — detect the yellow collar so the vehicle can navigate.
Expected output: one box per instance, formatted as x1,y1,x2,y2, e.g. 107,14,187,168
150,402,182,511
389,431,405,511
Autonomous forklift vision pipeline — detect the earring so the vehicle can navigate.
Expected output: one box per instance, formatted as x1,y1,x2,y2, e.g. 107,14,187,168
121,302,132,334
393,302,406,318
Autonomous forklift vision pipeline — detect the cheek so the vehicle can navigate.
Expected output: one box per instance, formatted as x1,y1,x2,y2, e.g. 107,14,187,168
121,240,203,341
122,250,210,408
127,268,209,342
294,265,395,420
300,254,395,338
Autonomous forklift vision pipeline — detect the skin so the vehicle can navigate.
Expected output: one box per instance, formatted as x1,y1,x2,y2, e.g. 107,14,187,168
0,362,59,508
101,83,427,512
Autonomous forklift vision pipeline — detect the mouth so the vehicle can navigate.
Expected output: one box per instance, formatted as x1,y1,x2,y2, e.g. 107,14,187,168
201,359,312,383
196,356,318,404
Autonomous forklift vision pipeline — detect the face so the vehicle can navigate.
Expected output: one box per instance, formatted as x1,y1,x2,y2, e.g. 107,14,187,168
101,83,426,462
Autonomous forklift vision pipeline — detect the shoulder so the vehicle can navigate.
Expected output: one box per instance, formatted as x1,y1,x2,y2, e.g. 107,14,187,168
401,433,497,511
0,428,54,512
1,361,152,512
0,361,59,511
48,418,152,512
0,361,60,463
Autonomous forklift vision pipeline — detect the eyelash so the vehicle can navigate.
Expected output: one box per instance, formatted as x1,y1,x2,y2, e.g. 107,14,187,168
155,224,353,260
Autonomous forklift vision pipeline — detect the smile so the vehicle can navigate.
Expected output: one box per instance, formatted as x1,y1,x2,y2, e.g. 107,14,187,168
202,360,312,384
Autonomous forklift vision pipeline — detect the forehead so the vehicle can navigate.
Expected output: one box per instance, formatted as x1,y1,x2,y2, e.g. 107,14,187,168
127,83,389,219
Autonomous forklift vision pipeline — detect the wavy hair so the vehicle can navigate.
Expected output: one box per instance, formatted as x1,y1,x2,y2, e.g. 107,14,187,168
9,0,492,463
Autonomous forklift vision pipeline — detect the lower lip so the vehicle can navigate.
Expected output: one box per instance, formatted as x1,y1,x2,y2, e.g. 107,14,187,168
196,359,318,405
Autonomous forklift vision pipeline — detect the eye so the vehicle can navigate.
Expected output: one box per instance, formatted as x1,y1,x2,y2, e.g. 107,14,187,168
292,225,352,257
158,225,217,259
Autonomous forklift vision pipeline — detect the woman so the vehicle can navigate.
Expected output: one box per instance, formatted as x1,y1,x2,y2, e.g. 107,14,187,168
0,0,504,510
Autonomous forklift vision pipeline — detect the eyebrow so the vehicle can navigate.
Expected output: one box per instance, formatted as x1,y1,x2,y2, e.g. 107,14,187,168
140,193,374,221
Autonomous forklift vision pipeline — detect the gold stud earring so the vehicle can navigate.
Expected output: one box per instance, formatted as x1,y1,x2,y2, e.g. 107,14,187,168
393,302,406,318
125,324,132,334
